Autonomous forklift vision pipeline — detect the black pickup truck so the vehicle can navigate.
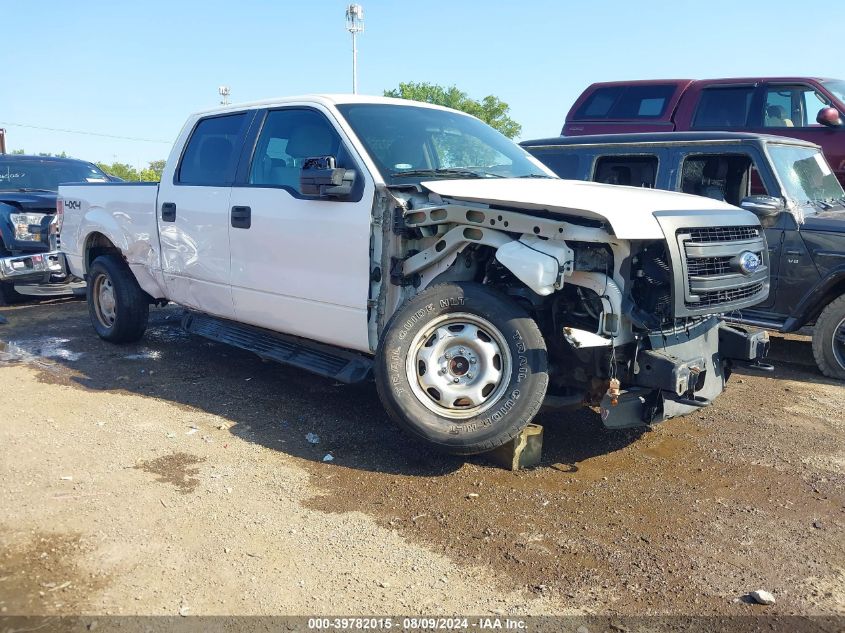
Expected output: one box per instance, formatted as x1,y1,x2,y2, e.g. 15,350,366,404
0,154,111,304
522,132,845,379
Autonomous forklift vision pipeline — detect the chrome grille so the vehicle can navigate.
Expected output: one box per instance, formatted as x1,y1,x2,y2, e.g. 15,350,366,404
685,226,760,243
677,226,768,312
691,283,765,308
686,255,732,277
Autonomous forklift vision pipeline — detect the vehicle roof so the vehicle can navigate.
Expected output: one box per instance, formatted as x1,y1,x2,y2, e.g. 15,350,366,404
583,77,838,86
0,154,97,164
192,93,464,117
521,131,820,149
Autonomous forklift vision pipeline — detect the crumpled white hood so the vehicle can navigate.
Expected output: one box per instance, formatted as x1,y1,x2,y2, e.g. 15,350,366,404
421,178,743,240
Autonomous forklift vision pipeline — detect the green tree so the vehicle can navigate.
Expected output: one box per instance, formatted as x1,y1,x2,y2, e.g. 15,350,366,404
139,159,166,182
96,161,140,181
10,150,70,157
384,82,522,138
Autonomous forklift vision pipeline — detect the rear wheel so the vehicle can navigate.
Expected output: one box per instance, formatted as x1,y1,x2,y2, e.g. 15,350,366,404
375,282,548,455
812,294,845,380
87,254,149,343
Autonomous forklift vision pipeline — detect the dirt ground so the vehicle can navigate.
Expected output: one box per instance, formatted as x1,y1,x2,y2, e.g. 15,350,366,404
0,298,843,619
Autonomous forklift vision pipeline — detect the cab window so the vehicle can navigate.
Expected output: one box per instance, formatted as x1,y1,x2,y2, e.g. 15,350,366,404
593,155,658,188
526,149,580,179
692,87,755,128
177,113,248,185
248,108,357,198
763,85,830,128
679,153,770,206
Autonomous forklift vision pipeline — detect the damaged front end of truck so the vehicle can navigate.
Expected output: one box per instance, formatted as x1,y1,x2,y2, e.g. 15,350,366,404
371,179,771,430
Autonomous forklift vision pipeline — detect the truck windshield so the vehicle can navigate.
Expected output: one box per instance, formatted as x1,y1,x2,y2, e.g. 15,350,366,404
768,145,845,210
336,103,553,185
821,79,845,105
0,159,109,192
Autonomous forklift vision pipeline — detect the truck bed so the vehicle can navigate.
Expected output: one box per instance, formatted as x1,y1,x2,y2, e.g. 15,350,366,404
59,182,160,283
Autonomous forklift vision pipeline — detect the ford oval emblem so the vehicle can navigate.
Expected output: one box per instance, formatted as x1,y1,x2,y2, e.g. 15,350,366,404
738,251,761,275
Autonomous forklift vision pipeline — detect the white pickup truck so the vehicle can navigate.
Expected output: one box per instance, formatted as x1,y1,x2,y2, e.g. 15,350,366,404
59,95,770,454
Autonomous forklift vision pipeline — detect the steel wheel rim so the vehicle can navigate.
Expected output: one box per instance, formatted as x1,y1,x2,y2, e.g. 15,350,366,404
405,312,512,420
833,315,845,370
93,274,116,328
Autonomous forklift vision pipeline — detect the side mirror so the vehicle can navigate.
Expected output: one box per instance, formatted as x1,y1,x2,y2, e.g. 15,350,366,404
740,195,785,217
816,107,842,127
300,156,356,198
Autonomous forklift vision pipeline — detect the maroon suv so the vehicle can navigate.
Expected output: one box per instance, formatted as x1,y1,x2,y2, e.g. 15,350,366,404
563,77,845,185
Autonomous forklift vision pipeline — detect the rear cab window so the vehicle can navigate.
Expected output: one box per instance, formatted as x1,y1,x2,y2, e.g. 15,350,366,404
572,84,678,120
525,150,581,179
177,113,250,185
593,155,658,188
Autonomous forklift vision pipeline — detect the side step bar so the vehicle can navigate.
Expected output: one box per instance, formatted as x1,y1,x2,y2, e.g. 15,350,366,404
182,311,373,384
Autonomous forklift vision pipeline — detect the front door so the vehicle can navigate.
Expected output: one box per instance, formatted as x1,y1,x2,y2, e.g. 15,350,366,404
157,112,253,319
227,106,374,352
752,83,845,184
769,216,821,320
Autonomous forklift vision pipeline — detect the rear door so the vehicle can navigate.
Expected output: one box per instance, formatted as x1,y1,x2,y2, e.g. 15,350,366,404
226,105,374,352
688,84,760,131
157,112,254,318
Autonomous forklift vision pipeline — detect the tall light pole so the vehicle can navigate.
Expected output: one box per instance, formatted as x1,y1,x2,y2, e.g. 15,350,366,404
345,4,364,94
218,85,231,106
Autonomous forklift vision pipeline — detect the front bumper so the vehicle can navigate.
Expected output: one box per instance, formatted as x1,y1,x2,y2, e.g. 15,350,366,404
600,318,769,429
0,250,65,283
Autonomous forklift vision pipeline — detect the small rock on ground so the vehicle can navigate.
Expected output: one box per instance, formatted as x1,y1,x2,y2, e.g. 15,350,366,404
749,589,776,605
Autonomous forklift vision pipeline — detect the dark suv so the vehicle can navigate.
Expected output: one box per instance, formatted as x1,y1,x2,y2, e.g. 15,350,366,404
522,132,845,379
0,154,111,304
562,78,845,186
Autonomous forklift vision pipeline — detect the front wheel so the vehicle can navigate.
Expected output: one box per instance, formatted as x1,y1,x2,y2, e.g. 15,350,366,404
812,294,845,380
87,254,150,343
0,243,26,306
0,282,25,306
375,282,549,455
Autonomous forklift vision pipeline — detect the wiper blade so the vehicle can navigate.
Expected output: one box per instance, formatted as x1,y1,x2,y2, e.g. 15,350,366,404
14,188,55,193
389,168,503,179
516,173,555,179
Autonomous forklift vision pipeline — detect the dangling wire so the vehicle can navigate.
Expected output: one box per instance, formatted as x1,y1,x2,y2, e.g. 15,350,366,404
602,259,621,406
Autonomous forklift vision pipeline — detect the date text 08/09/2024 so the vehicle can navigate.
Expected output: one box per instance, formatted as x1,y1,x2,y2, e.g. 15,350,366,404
307,617,528,630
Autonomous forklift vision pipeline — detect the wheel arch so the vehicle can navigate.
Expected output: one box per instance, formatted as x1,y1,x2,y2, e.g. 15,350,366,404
786,269,845,331
84,231,122,274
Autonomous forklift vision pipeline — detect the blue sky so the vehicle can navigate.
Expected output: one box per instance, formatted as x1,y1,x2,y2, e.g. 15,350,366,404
3,0,842,167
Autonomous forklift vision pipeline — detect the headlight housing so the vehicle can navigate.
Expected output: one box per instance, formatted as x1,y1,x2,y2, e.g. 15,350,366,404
10,212,47,242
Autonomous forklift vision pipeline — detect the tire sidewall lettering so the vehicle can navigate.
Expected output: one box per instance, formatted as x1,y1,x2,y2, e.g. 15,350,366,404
375,283,548,453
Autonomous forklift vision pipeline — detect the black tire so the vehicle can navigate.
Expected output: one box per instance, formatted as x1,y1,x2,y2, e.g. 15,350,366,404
0,281,25,306
0,242,26,305
375,282,548,455
87,254,149,343
812,294,845,380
